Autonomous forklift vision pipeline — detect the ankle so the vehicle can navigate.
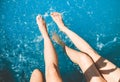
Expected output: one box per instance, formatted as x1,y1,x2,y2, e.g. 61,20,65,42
61,26,68,33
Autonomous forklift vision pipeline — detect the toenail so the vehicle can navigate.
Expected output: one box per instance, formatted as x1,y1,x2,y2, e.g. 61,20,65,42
38,14,42,17
51,13,53,15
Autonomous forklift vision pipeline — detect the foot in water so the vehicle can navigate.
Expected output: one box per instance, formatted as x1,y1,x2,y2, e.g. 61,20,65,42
51,12,67,32
52,32,65,48
36,15,48,37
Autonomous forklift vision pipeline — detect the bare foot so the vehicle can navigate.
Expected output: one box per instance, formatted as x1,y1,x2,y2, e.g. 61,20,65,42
52,32,65,47
52,32,66,53
51,12,67,31
36,15,48,37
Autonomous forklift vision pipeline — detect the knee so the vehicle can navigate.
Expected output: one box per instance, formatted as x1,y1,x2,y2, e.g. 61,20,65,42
30,69,43,82
46,64,59,74
32,69,42,75
70,52,92,65
78,52,93,64
80,53,90,59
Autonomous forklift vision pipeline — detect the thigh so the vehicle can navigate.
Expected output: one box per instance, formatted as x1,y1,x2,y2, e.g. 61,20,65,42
103,68,120,82
78,52,106,82
65,46,106,82
30,69,43,82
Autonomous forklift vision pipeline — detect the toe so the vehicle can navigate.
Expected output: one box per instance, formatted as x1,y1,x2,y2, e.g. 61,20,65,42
50,12,53,15
50,13,54,17
36,14,42,20
36,15,44,25
51,12,57,16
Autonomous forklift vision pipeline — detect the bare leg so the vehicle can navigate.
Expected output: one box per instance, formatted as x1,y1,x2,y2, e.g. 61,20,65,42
65,46,106,82
30,69,43,82
36,15,62,82
51,12,120,82
51,12,100,62
52,33,106,82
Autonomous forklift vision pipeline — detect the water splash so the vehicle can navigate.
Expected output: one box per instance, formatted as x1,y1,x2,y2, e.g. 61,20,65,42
33,35,43,43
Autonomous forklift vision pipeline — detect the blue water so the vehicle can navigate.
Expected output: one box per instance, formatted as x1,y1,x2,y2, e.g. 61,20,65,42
0,0,120,82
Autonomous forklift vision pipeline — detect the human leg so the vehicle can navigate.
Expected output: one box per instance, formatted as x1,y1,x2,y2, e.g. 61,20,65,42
36,15,62,82
65,44,120,82
51,12,100,62
52,33,106,82
65,46,106,82
51,12,120,82
30,69,43,82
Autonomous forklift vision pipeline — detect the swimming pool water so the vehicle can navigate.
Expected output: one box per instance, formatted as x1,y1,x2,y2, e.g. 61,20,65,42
0,0,120,82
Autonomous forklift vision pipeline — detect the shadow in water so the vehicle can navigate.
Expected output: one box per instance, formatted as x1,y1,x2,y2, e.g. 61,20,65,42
0,57,16,82
62,69,86,82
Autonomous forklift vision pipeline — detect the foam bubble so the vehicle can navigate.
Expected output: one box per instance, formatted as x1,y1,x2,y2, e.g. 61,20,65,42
96,34,100,41
19,54,26,62
87,11,93,15
49,7,55,12
23,14,26,17
97,42,104,50
103,37,118,47
43,12,49,18
33,36,43,43
13,0,16,2
113,37,117,42
83,0,86,2
24,22,27,25
67,1,70,6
